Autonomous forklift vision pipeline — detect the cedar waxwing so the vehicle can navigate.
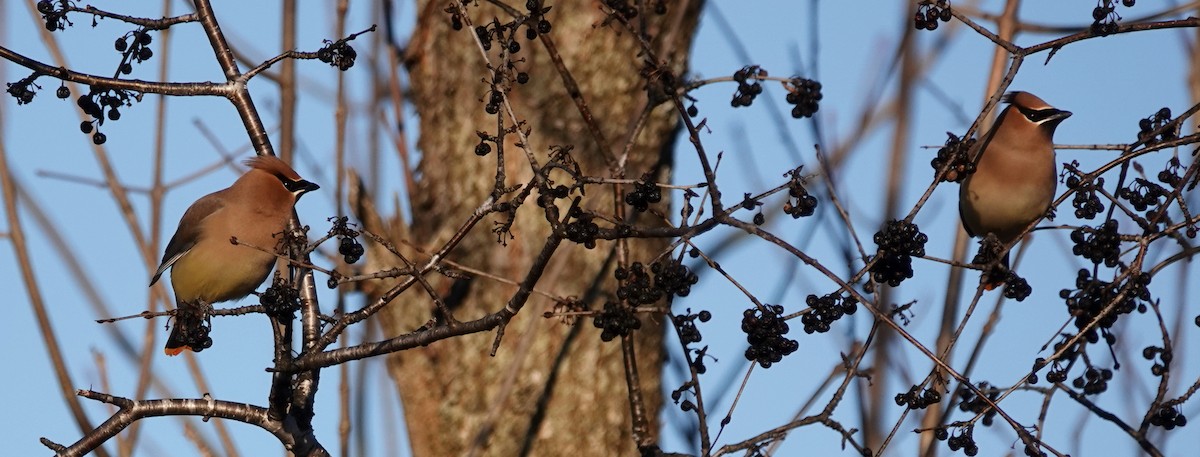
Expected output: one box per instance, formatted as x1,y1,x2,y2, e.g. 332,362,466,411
959,91,1071,289
150,155,318,355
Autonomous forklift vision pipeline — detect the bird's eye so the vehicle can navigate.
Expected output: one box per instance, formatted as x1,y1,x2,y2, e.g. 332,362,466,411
1019,106,1060,123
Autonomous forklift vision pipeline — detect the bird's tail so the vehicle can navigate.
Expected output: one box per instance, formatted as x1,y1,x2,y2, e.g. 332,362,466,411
163,324,191,356
981,251,1010,291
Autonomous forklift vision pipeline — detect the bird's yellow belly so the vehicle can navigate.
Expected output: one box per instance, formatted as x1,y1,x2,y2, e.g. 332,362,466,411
966,186,1051,240
170,243,275,304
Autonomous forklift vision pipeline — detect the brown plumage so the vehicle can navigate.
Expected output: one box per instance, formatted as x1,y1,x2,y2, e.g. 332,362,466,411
150,155,318,355
959,91,1071,290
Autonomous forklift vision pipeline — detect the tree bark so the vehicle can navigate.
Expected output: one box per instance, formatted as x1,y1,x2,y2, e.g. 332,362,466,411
358,2,702,456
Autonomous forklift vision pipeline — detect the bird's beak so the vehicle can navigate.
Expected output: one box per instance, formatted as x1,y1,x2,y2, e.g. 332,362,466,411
297,180,320,193
293,180,320,199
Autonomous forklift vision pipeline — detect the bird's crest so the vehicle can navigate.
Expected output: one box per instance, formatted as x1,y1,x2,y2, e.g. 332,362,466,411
1003,91,1052,111
244,155,302,181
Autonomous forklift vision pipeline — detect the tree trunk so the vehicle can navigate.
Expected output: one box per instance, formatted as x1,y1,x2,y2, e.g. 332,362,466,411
360,2,702,456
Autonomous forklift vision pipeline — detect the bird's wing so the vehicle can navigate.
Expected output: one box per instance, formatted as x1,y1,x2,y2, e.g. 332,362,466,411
959,105,1015,238
149,193,227,286
955,202,974,238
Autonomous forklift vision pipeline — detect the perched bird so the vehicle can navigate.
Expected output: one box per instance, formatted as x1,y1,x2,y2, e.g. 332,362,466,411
150,155,319,355
959,91,1071,289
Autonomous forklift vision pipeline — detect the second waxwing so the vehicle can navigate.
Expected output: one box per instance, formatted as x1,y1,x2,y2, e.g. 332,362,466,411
959,91,1071,289
150,155,319,355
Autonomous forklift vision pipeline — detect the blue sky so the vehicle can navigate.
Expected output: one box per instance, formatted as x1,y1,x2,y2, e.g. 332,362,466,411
2,1,1198,456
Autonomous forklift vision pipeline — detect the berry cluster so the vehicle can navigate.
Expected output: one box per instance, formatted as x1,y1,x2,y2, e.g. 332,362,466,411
37,0,71,32
895,384,942,410
742,304,798,368
914,1,953,31
77,88,136,145
670,381,698,413
783,167,818,218
603,0,640,19
1027,347,1084,383
1117,178,1168,215
934,425,978,456
464,14,534,90
537,184,570,210
173,305,213,352
327,216,364,263
673,309,711,346
521,0,554,39
1071,366,1113,395
317,39,358,71
930,132,977,183
1157,157,1185,188
1143,345,1173,377
801,292,858,334
625,173,663,212
477,21,513,54
869,220,928,287
564,208,600,249
1149,406,1188,430
1070,219,1121,267
1030,354,1075,385
999,272,1031,301
1090,0,1123,35
260,276,301,320
1155,160,1200,239
339,236,364,264
653,259,698,298
593,301,641,342
957,382,1000,427
730,66,765,108
5,74,39,105
1065,173,1104,220
115,30,156,75
1136,107,1177,145
1060,269,1151,338
484,85,506,115
740,193,766,225
784,77,822,118
615,262,662,305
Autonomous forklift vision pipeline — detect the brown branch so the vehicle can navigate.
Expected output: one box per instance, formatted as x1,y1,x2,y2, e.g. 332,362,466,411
51,390,329,457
